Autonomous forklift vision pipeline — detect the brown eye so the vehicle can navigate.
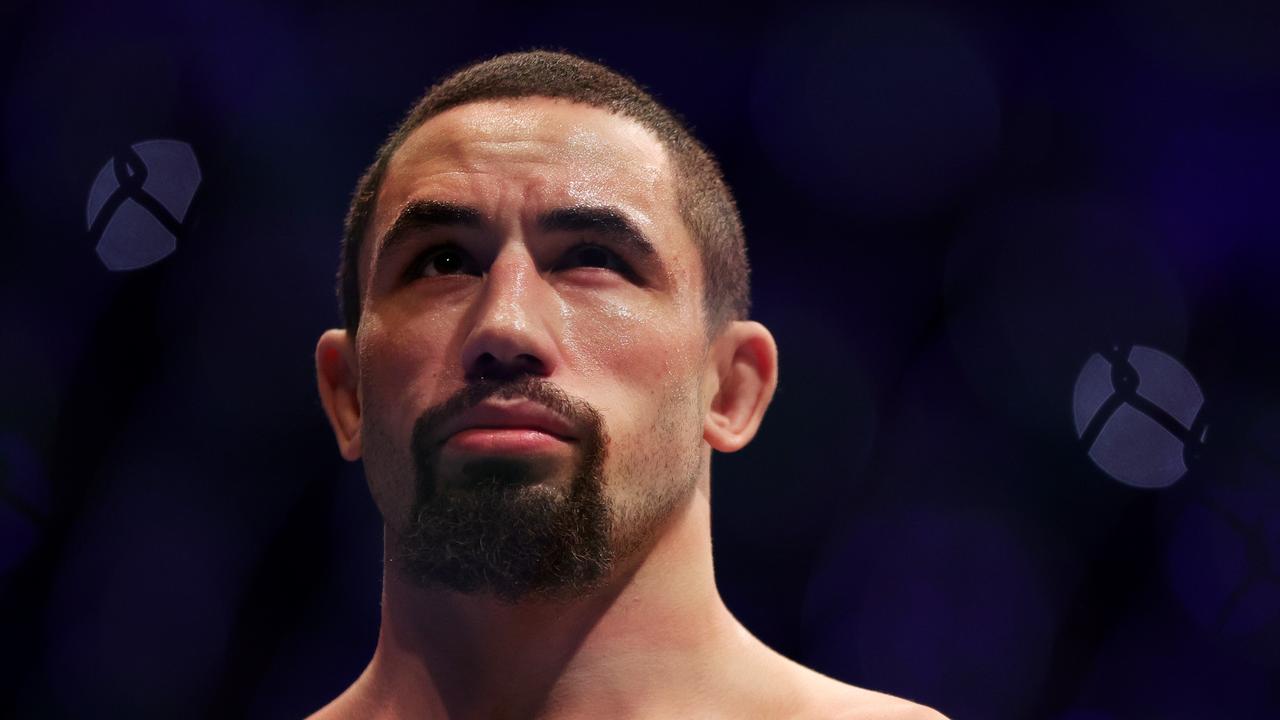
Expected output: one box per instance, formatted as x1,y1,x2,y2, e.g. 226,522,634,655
562,243,628,273
413,245,477,279
428,249,463,275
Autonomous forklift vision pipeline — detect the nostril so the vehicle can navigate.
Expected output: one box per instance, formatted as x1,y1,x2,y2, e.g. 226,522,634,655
514,353,544,373
468,353,500,381
466,352,547,383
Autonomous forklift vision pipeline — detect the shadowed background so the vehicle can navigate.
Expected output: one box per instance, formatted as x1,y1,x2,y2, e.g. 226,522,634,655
3,1,1279,718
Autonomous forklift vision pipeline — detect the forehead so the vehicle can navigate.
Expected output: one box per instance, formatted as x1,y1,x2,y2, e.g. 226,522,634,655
364,97,695,280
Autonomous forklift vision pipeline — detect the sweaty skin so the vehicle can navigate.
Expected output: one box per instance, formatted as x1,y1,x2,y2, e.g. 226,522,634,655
313,97,947,720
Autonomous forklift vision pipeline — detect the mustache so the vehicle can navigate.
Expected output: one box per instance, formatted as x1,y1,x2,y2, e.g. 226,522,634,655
409,376,608,476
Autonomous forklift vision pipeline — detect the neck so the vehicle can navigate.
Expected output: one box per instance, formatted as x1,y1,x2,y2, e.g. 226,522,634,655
359,486,759,719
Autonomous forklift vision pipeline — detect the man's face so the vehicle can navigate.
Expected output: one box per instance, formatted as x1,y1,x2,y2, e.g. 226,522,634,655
353,98,711,601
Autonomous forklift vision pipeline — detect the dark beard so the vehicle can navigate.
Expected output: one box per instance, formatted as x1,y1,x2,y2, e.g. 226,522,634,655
392,377,613,604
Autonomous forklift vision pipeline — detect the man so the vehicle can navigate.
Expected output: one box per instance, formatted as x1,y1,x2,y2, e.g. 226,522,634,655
313,50,944,719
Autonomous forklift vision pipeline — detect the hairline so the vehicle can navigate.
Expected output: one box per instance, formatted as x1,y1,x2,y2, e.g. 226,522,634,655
349,94,726,346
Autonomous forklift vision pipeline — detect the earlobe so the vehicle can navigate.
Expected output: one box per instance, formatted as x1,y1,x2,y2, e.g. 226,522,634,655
316,328,363,461
703,321,779,453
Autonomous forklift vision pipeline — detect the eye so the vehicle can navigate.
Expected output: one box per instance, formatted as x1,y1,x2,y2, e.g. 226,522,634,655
409,244,479,279
558,243,632,275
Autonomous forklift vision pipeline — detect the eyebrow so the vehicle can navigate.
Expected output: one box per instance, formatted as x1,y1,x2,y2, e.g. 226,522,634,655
538,206,657,257
375,199,484,262
374,201,658,271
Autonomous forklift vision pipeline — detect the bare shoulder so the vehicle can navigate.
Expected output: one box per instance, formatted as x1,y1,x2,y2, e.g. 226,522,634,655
304,666,388,720
304,691,361,720
812,684,948,720
786,662,949,720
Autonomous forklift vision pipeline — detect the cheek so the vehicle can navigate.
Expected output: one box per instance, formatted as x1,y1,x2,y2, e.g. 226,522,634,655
357,312,454,431
356,313,458,528
565,297,695,390
562,294,703,452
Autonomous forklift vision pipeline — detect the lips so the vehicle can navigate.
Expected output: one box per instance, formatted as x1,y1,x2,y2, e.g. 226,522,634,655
437,399,578,446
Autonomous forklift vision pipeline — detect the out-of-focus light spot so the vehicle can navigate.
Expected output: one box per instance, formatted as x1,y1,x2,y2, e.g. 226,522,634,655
1090,404,1188,488
751,4,1001,221
1127,346,1204,429
86,139,201,271
1073,345,1206,489
1072,353,1114,436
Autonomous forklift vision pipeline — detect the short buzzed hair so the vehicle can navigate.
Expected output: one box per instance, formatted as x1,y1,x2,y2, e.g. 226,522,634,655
338,50,750,343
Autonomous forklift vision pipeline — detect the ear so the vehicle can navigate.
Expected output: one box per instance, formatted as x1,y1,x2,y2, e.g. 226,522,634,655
316,328,363,461
703,320,779,453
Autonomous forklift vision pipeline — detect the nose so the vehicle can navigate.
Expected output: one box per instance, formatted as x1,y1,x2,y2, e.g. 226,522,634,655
460,246,559,383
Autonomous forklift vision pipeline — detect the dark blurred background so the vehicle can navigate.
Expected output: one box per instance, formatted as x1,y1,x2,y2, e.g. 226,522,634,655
3,1,1279,718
